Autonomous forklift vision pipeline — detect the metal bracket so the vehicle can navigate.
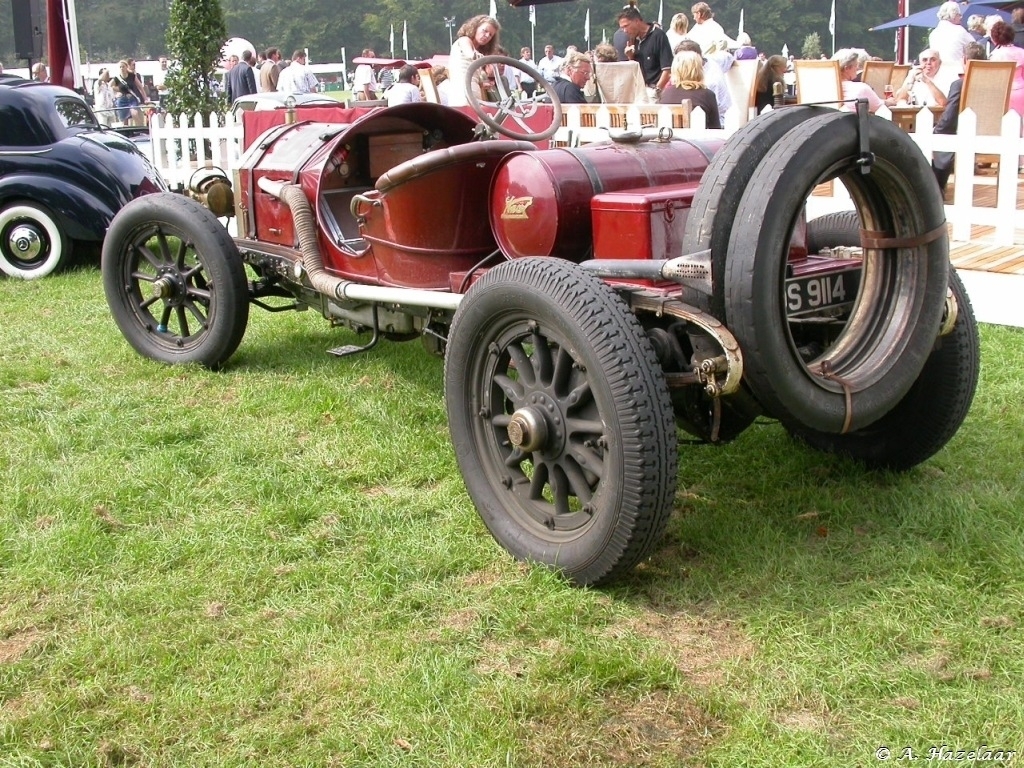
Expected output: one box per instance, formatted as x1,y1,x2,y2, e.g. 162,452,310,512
328,305,380,357
856,99,875,175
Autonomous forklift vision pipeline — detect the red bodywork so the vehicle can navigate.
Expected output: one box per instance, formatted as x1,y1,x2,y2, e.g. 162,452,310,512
236,102,733,293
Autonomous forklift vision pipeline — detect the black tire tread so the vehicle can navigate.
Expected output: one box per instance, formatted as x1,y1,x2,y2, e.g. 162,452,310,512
102,193,249,369
445,258,676,585
786,270,979,470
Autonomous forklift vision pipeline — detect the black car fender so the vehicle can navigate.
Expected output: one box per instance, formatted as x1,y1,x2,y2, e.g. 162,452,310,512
0,172,118,242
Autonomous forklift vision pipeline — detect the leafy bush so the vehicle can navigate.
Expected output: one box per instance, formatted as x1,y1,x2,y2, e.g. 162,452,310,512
163,0,227,120
802,32,823,60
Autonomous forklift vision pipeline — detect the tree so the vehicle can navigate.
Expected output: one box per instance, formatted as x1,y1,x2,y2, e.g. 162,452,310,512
802,32,823,60
163,0,226,119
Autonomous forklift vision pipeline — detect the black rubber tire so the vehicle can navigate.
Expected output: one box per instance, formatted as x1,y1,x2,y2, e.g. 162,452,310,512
680,106,833,318
444,258,677,586
465,55,562,143
102,193,250,370
806,210,862,254
786,268,979,470
0,201,72,279
724,111,950,433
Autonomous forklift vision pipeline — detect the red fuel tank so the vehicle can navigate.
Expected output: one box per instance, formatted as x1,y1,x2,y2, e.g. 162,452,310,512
490,138,722,262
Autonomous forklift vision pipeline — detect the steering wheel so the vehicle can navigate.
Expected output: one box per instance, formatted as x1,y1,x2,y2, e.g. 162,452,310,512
465,55,562,143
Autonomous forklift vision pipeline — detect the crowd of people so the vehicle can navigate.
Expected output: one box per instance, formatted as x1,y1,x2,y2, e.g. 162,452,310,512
221,46,321,100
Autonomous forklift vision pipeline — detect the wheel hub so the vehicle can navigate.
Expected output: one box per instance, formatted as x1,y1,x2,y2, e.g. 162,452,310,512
7,225,42,260
151,270,186,304
507,393,566,455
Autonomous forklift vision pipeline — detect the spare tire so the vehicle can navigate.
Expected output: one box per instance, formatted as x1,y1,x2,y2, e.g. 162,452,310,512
724,111,950,434
680,106,833,318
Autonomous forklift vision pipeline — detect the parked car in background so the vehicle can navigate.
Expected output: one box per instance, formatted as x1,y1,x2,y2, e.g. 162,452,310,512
229,91,337,118
0,77,167,279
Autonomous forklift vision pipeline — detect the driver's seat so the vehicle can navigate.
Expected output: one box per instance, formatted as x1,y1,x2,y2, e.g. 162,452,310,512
355,140,536,289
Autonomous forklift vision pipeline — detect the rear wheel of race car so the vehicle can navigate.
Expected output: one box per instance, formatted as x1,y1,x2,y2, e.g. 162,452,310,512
680,106,833,318
724,111,949,434
806,210,862,254
445,258,677,586
102,193,249,370
0,201,71,279
785,269,979,470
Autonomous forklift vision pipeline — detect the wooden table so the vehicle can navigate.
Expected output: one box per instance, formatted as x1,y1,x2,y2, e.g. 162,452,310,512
888,104,945,132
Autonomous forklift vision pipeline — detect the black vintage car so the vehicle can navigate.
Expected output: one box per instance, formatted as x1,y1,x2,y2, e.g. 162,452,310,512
0,76,167,279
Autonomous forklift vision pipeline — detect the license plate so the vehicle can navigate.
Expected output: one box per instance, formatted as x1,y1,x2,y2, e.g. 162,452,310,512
785,268,862,317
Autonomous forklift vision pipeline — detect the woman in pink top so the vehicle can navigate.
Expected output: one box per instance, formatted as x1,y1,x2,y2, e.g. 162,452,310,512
990,20,1024,120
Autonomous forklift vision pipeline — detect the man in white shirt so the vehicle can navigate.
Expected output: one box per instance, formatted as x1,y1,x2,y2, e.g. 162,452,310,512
385,65,423,106
519,47,537,97
688,2,733,54
277,50,318,95
536,45,563,83
352,48,379,100
893,49,955,107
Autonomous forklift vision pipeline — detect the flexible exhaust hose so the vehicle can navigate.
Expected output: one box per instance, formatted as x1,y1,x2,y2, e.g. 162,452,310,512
279,183,348,299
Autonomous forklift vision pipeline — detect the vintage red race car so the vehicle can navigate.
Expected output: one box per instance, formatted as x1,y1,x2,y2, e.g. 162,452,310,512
101,56,979,586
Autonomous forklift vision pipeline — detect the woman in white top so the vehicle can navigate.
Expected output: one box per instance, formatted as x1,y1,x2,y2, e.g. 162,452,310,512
447,14,502,107
834,48,884,113
93,68,115,127
666,13,690,53
929,1,976,75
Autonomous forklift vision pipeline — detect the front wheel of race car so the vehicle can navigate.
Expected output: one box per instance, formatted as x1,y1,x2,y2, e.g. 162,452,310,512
444,258,677,586
102,193,250,370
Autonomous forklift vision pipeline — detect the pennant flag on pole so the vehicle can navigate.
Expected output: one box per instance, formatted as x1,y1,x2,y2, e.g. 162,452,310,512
490,0,497,19
389,24,394,55
585,8,591,46
658,0,664,26
602,28,608,44
738,9,744,37
403,20,408,57
529,5,536,26
828,0,836,37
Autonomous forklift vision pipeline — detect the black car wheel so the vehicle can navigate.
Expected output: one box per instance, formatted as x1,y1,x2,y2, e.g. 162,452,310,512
102,193,250,370
785,262,979,471
0,201,71,279
723,111,950,434
445,258,677,586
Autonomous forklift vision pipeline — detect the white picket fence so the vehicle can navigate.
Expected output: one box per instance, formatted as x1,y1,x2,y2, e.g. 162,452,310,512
145,105,1024,247
147,111,244,190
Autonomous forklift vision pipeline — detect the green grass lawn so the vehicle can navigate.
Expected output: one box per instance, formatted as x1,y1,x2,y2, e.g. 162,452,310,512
1,267,1022,767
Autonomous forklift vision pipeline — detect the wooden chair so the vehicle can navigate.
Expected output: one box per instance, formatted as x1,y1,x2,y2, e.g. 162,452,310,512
959,59,1015,135
724,59,760,125
671,101,692,129
794,60,842,106
861,60,895,98
419,69,440,104
889,64,911,93
958,59,1015,171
